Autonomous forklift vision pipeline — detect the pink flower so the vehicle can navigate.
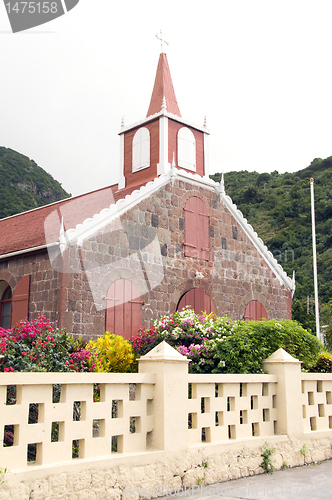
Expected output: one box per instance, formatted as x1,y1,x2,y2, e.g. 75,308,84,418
22,351,27,356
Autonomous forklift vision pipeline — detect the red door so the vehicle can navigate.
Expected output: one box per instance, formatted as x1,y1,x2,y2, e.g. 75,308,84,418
243,300,268,321
177,288,216,316
106,279,143,339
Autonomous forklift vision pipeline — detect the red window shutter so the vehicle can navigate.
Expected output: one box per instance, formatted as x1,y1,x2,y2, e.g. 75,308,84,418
184,197,210,261
177,288,216,316
106,279,143,340
12,275,30,326
198,201,210,261
244,300,267,321
184,198,197,258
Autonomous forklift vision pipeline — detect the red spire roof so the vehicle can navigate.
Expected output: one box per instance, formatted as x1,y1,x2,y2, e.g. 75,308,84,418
146,53,181,118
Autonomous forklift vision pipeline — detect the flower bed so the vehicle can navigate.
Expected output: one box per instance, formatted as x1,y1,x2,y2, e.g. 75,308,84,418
131,307,323,373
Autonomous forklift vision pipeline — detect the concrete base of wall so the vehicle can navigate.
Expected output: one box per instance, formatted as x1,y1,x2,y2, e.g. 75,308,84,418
2,433,332,500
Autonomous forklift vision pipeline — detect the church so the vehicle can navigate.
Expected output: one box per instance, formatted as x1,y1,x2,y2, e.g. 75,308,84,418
0,50,295,341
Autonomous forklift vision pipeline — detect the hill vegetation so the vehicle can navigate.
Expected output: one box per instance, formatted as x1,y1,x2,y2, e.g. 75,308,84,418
210,156,332,320
0,147,70,219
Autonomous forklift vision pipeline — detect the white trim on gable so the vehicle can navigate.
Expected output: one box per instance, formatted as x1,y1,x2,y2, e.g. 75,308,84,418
57,168,294,294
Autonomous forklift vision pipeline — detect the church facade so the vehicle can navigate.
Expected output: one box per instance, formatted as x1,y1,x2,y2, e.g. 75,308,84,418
0,52,295,341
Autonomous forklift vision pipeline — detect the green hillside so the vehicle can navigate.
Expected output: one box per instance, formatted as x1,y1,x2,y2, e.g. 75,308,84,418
211,157,332,309
0,147,70,219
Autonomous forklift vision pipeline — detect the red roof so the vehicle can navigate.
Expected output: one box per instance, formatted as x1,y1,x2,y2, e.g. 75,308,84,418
0,182,146,256
146,53,181,118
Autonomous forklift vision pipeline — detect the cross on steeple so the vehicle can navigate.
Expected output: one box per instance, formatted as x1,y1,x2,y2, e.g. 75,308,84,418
155,29,169,53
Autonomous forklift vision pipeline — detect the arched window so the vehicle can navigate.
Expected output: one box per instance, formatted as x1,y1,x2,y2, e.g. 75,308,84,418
184,197,210,261
244,300,268,321
132,127,150,172
0,282,12,329
105,279,143,340
177,288,216,316
177,127,196,171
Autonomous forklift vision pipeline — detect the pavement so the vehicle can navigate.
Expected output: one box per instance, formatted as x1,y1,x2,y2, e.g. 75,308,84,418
155,459,332,499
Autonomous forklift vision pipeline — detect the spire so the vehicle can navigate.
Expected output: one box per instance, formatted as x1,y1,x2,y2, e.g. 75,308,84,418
146,53,181,118
220,171,225,195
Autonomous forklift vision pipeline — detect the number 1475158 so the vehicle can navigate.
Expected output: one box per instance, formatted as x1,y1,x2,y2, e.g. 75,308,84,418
5,2,58,14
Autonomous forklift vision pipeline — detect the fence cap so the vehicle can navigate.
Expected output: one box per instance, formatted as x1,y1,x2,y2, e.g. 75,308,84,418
139,341,189,362
263,348,301,364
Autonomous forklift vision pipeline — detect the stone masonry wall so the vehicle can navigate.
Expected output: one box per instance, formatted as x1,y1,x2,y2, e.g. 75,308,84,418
0,251,60,324
1,435,331,500
64,177,291,339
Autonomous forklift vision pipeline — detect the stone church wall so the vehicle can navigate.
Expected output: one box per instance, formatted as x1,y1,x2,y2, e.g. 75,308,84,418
63,177,291,340
0,251,60,325
0,178,291,340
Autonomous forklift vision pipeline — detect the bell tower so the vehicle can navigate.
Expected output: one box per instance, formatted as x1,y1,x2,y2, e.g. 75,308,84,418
118,47,210,190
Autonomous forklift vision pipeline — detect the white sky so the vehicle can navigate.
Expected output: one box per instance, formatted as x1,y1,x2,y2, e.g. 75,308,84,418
1,1,332,197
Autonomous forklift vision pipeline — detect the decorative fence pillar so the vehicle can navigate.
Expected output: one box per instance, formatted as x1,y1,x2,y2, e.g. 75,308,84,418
263,348,303,439
138,341,189,451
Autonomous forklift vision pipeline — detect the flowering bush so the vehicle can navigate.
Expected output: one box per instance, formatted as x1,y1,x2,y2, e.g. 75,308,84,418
131,324,159,357
0,312,323,375
131,308,324,374
86,332,135,373
131,307,236,373
310,351,332,373
0,316,90,372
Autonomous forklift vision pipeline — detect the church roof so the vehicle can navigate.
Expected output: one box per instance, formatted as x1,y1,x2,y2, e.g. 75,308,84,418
146,53,181,117
0,183,146,256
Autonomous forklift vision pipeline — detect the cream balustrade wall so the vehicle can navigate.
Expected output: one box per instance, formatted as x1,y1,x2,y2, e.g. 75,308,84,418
0,372,155,470
1,343,332,500
187,375,278,445
301,374,332,433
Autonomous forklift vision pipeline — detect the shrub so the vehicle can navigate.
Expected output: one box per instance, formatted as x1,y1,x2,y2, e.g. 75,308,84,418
310,352,332,372
131,307,225,373
209,319,323,373
0,316,90,372
87,332,134,373
132,309,323,374
260,443,275,474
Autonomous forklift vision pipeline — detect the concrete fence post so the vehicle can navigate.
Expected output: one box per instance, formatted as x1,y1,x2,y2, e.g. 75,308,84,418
138,341,189,451
263,348,303,439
